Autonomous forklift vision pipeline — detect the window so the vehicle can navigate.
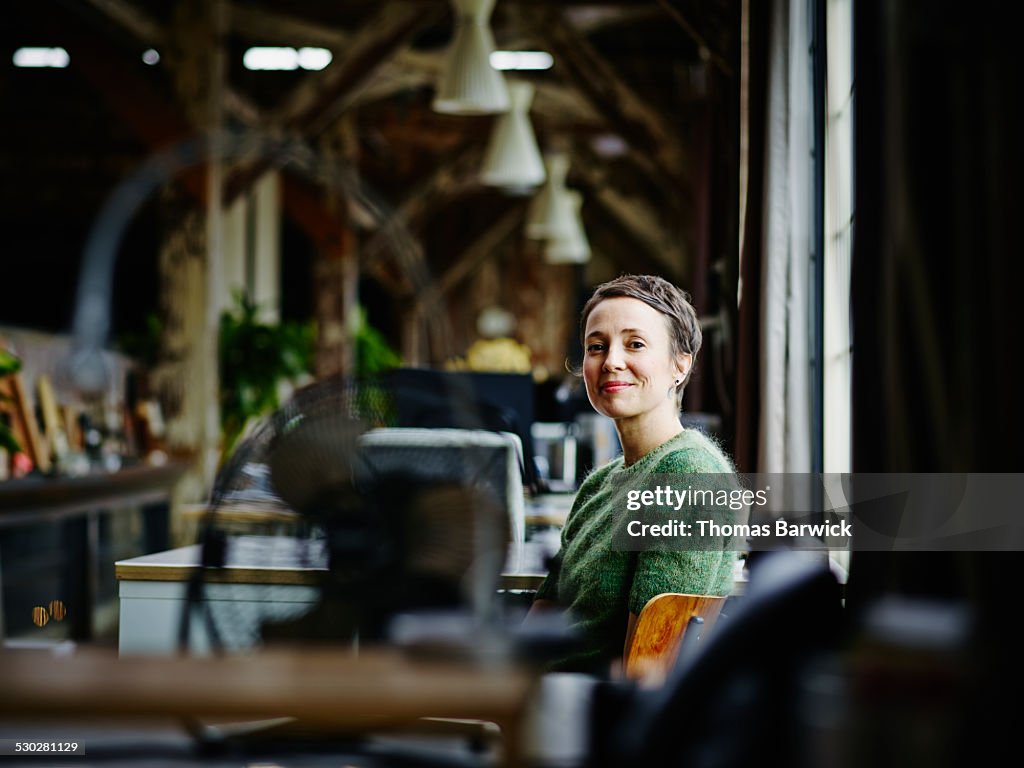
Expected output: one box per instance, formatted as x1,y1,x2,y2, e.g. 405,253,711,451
824,0,854,578
824,0,854,475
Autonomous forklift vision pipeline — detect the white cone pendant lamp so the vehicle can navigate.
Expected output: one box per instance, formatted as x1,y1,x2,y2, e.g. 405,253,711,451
545,191,591,264
433,0,510,115
480,80,546,192
526,153,575,240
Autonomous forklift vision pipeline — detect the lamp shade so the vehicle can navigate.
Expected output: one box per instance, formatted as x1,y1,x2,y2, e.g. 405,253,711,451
544,191,591,264
526,153,574,240
433,0,510,115
479,80,546,192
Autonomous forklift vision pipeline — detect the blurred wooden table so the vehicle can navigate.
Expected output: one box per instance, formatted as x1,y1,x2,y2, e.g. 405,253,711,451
0,645,538,767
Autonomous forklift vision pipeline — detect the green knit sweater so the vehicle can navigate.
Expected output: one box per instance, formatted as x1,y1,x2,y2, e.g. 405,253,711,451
534,428,738,673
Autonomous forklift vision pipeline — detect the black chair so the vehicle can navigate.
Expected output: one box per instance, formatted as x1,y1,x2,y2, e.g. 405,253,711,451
588,550,845,768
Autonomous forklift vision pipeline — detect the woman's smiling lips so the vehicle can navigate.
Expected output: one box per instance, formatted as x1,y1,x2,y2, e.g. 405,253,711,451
601,381,633,393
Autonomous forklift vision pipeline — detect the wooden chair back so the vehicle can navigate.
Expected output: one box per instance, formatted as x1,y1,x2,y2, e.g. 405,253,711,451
624,592,727,684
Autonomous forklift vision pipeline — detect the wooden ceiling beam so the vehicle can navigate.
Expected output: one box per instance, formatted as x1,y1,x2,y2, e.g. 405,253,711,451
362,147,483,297
228,3,352,50
562,5,663,33
527,8,689,186
223,2,441,206
81,0,265,128
655,0,733,76
82,0,165,46
436,206,526,299
270,2,440,136
570,156,688,282
229,2,443,105
388,148,483,233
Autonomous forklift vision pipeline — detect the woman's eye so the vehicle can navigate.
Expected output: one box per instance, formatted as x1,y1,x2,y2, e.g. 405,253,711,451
629,340,646,349
587,343,605,353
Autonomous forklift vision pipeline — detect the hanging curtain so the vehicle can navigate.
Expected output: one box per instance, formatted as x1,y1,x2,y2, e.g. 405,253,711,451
756,0,815,474
733,0,769,474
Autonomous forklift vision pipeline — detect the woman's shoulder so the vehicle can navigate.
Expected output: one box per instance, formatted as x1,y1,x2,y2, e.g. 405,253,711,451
561,458,623,526
575,457,622,494
655,429,735,473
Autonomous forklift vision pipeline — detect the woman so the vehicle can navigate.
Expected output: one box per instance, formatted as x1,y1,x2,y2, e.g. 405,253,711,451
530,274,738,674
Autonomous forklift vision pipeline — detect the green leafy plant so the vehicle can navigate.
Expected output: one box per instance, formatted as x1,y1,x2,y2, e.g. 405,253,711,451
218,296,403,455
351,307,403,425
0,348,23,454
353,306,402,376
219,292,314,455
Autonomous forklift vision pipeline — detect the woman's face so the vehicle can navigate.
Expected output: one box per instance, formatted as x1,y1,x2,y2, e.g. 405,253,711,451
582,297,689,425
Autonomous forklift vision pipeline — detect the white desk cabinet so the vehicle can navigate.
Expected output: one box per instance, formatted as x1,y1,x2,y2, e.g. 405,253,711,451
116,536,550,655
116,536,323,655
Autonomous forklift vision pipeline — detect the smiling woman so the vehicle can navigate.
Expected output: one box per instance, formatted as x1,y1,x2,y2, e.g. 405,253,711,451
582,297,688,465
580,274,703,464
527,274,740,674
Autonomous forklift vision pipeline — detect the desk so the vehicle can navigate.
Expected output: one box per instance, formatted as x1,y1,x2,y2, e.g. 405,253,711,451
0,461,188,641
116,536,553,655
179,501,304,541
524,492,574,529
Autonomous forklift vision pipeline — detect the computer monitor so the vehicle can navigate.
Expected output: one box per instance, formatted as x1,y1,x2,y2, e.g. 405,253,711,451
357,427,526,544
379,368,541,493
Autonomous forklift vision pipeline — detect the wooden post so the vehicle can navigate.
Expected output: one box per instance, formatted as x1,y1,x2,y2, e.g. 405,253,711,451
313,116,360,380
202,0,228,487
151,198,209,540
313,226,357,380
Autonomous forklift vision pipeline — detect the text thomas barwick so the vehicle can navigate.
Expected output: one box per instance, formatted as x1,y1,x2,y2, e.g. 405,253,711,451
625,518,853,538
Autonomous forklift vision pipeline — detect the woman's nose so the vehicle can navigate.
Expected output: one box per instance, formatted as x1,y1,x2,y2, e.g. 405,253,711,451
603,345,625,370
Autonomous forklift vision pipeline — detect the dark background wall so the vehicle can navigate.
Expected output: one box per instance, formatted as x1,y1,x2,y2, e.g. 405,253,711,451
848,6,1023,751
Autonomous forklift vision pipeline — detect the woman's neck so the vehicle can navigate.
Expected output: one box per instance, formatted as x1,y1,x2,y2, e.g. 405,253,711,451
617,415,683,467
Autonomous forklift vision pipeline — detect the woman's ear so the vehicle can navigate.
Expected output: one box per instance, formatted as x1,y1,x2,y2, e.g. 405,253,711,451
675,353,693,380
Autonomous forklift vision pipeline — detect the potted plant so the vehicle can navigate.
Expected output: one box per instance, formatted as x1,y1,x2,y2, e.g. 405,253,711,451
0,347,23,455
219,292,315,456
1,347,25,478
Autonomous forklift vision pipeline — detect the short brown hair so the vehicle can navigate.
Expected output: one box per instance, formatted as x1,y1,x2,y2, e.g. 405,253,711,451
580,274,702,402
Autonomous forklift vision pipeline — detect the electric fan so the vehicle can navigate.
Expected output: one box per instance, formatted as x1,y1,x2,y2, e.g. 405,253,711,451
58,127,565,660
182,375,513,654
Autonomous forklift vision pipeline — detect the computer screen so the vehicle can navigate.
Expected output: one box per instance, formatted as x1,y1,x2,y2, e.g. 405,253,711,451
357,427,525,544
379,368,540,493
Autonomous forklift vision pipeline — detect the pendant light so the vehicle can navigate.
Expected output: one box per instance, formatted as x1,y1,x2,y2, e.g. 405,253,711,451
544,191,591,264
526,153,575,240
433,0,510,115
479,80,546,193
